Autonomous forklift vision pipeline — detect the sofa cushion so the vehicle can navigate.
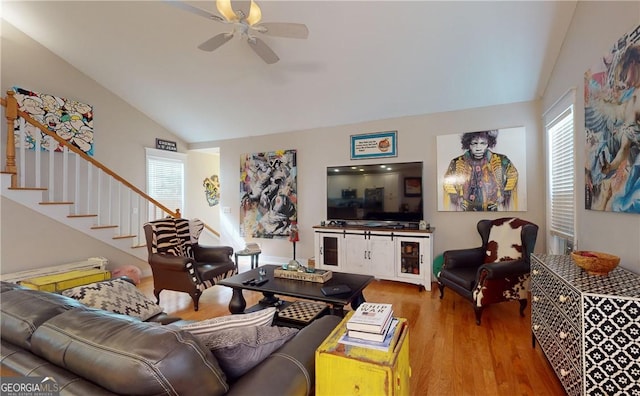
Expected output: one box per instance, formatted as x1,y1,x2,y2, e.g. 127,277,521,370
178,307,276,335
438,266,477,291
484,217,525,263
62,278,164,321
227,315,343,396
147,218,193,257
1,338,119,396
196,325,299,380
30,309,229,396
1,281,25,293
0,286,87,350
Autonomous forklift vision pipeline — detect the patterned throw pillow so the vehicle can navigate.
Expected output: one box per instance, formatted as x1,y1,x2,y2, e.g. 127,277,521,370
178,307,276,335
61,279,164,321
195,325,299,380
484,218,525,263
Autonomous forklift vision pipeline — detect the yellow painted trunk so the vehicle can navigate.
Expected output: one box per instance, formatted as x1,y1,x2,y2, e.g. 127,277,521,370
21,269,111,292
316,311,411,395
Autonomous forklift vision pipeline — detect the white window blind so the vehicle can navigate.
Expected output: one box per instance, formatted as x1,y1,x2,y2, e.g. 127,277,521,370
146,148,185,220
547,106,575,240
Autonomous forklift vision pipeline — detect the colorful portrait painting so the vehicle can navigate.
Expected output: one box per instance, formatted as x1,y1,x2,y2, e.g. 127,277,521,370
12,87,95,156
584,24,640,213
240,149,297,238
203,174,220,207
437,127,527,212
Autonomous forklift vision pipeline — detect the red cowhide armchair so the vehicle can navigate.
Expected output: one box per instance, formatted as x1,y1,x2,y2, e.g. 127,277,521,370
437,217,538,325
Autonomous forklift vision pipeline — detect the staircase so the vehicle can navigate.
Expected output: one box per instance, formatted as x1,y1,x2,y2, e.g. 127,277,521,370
1,91,219,263
1,173,149,261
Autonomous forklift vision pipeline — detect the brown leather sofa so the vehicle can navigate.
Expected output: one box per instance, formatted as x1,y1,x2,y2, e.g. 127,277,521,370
0,282,341,395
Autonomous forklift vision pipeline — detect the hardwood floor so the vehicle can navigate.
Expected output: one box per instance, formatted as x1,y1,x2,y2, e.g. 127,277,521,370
139,260,566,396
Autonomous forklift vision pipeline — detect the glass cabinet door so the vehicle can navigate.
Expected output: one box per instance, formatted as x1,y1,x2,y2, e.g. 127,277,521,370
320,235,340,267
396,235,431,287
399,239,422,277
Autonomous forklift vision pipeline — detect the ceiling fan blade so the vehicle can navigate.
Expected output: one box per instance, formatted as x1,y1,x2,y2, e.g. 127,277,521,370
253,23,309,39
165,1,225,22
245,0,262,25
198,33,233,52
247,37,279,64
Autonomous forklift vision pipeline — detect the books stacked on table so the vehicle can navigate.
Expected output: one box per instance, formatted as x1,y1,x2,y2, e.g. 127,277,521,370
243,243,261,253
339,302,399,351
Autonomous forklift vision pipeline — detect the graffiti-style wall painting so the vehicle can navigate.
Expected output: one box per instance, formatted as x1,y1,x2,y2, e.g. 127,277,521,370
12,87,94,156
203,174,220,206
240,149,297,238
584,24,640,213
436,127,527,212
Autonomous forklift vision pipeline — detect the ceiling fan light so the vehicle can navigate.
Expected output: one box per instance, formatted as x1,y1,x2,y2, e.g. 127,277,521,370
246,1,262,25
216,0,237,21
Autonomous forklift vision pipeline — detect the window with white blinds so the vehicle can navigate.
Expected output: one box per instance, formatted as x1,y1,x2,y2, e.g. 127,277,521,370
145,148,186,220
547,106,575,240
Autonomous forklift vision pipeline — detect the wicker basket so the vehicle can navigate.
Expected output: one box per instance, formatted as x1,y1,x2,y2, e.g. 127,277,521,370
571,251,620,276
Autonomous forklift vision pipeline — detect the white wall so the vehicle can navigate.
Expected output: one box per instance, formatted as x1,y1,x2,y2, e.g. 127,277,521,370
1,196,146,272
192,100,546,264
542,1,640,272
185,150,222,246
0,21,189,273
7,3,637,276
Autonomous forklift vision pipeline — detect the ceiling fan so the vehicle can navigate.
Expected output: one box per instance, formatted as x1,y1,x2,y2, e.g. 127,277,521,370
169,0,309,64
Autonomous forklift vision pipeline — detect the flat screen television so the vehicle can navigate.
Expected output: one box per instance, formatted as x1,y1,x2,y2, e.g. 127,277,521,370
326,161,423,225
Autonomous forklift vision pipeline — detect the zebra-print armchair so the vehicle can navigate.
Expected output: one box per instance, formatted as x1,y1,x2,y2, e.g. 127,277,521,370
143,218,236,311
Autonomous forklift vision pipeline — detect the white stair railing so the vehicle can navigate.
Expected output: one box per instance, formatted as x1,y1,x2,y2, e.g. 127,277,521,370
2,91,220,252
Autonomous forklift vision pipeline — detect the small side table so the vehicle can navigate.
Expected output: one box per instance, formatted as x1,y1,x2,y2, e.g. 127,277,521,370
315,311,411,395
235,249,261,270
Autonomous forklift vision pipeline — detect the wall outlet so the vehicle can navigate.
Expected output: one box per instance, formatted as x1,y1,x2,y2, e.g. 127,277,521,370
223,206,231,213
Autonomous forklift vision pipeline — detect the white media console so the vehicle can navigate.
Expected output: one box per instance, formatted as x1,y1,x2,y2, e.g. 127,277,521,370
313,225,434,290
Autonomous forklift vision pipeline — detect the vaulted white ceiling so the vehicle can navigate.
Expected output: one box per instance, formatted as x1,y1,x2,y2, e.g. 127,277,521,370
2,1,576,144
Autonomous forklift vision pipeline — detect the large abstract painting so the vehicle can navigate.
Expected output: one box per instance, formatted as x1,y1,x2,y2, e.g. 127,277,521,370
584,24,640,213
437,126,527,212
240,149,297,238
12,87,94,156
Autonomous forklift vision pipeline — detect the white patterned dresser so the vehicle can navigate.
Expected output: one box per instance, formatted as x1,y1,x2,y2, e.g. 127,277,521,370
530,254,640,396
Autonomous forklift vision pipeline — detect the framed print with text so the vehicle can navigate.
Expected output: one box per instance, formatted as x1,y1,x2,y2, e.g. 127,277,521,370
350,131,397,160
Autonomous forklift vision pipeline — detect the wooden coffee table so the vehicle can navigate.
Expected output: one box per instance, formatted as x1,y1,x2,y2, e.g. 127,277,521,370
218,265,374,317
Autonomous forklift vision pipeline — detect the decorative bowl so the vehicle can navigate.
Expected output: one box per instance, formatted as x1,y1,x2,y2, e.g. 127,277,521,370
571,251,620,276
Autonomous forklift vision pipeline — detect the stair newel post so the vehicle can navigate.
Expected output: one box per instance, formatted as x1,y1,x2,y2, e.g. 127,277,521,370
4,91,17,187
